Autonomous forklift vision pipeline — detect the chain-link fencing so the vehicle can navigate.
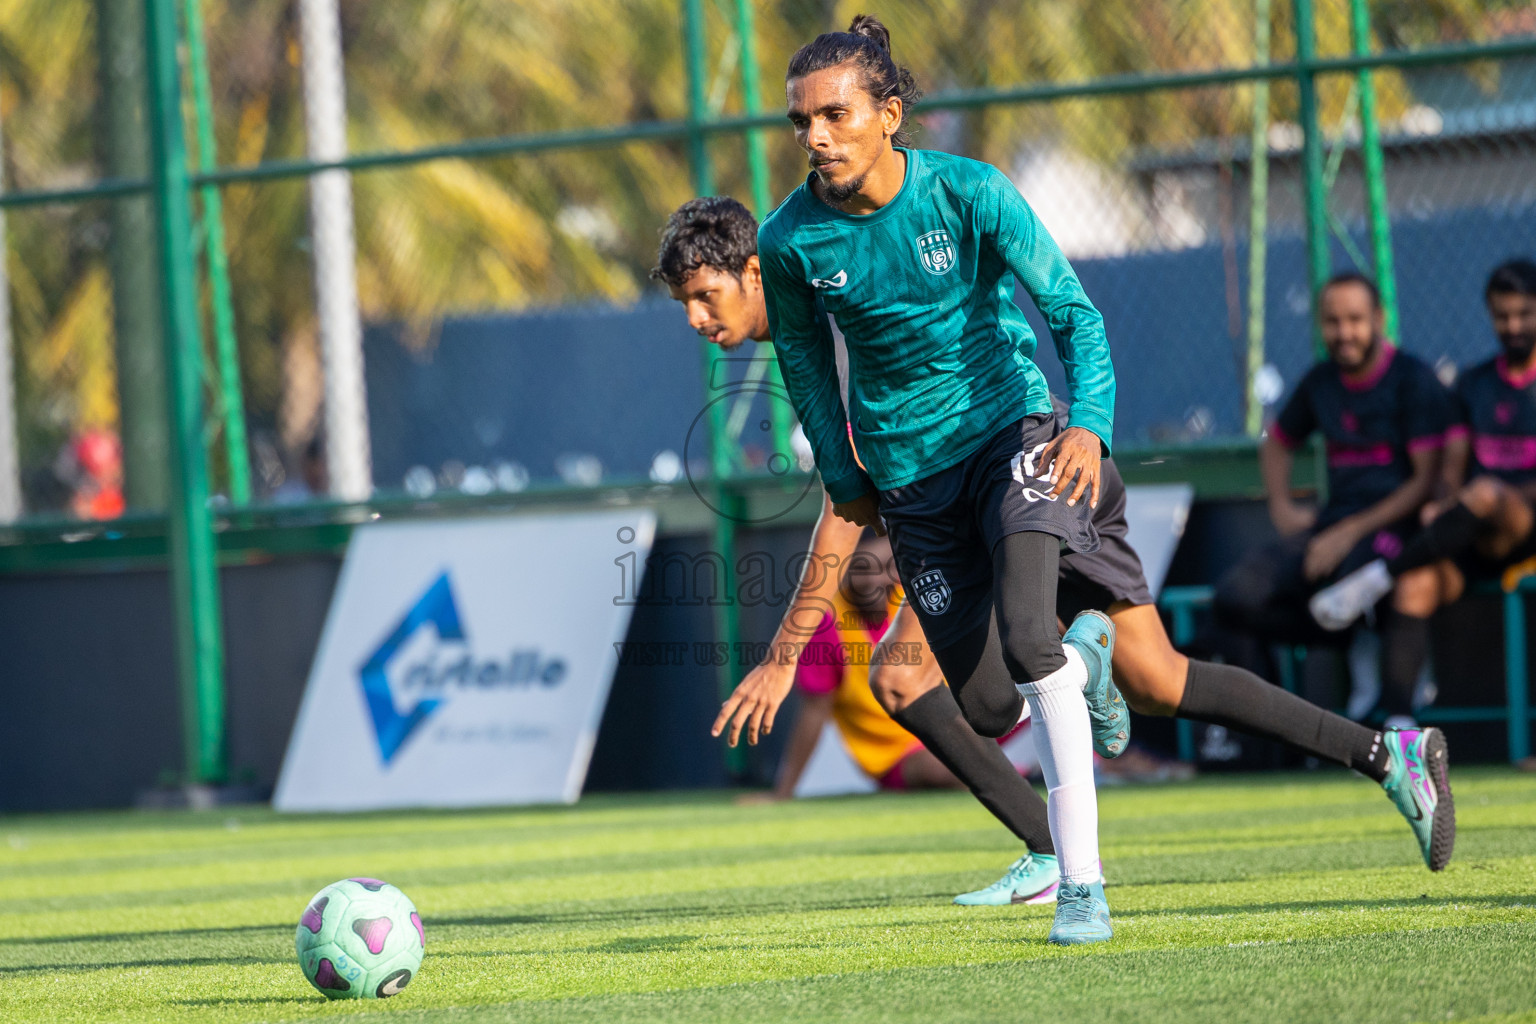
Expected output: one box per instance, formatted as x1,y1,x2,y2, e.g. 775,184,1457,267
0,0,1534,519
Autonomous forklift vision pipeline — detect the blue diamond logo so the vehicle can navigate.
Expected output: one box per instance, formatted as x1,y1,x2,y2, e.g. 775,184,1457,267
358,572,464,764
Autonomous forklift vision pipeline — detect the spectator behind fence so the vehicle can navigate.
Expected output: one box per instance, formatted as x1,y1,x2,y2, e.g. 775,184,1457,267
737,530,972,803
1309,260,1536,690
1213,272,1457,727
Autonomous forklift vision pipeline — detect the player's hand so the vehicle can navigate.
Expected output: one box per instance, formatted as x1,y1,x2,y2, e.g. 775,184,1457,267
1303,522,1360,582
832,493,885,536
1420,497,1456,526
1271,501,1318,538
712,660,796,747
1039,426,1103,508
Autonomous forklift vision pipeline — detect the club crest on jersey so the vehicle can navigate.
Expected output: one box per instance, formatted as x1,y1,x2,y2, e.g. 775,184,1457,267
911,569,952,615
915,229,956,276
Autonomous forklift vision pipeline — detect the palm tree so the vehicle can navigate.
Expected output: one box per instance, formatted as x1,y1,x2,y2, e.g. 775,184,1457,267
0,0,1520,506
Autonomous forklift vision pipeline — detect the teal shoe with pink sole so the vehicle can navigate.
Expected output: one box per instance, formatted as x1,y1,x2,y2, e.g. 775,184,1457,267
1381,727,1455,871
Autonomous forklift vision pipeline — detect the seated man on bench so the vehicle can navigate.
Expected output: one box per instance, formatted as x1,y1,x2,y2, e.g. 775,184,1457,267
1311,260,1536,672
1214,271,1457,729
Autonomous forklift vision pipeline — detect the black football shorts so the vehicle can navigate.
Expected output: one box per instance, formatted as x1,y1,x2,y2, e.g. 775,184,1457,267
879,413,1150,649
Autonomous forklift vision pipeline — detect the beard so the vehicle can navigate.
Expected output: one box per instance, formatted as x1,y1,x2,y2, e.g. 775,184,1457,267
814,165,868,205
1500,332,1536,365
1333,333,1380,372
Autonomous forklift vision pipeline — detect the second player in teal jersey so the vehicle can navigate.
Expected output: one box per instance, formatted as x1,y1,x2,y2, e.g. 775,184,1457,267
755,14,1120,945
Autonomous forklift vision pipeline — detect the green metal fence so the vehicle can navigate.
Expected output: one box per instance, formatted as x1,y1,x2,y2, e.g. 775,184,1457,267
1,0,1534,783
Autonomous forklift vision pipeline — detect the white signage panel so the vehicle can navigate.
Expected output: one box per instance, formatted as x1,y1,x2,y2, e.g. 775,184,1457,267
1122,483,1194,597
274,510,653,811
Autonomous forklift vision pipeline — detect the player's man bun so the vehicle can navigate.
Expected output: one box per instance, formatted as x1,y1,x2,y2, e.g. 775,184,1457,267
786,12,921,148
846,13,892,54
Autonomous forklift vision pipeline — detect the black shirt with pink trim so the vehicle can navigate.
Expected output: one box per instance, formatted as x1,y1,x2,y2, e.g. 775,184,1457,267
1451,355,1536,487
1270,346,1456,527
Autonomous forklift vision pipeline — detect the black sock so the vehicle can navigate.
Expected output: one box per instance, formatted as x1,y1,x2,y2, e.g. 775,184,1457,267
1387,502,1481,575
1177,659,1390,782
993,530,1067,681
892,685,1054,854
1379,611,1429,718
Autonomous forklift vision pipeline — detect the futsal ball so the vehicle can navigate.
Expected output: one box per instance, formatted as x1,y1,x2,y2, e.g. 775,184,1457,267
295,878,424,1000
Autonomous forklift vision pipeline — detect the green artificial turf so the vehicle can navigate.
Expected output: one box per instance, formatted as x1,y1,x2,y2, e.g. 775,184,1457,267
1,769,1533,1023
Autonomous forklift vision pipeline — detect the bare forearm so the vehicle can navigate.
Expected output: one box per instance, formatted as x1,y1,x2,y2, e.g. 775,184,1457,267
768,492,862,664
1442,436,1470,495
1261,438,1301,521
773,696,833,797
1340,473,1437,538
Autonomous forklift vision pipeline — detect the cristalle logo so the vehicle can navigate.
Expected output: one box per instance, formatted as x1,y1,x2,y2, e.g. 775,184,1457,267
358,573,569,765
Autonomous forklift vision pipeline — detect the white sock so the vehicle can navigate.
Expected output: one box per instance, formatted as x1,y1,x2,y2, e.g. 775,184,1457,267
1017,647,1100,885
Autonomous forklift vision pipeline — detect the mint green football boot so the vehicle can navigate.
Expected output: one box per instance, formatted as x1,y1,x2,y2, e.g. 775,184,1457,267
1047,880,1113,945
954,852,1061,906
1063,610,1129,758
1381,727,1455,871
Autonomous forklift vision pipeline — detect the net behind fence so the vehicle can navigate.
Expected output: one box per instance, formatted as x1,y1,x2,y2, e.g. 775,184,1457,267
0,0,1533,519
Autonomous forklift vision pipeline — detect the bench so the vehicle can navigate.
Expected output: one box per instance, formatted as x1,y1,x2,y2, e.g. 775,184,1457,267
1159,580,1536,764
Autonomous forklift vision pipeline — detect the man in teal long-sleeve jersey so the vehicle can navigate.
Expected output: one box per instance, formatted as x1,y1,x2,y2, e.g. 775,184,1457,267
751,14,1123,945
657,198,1456,916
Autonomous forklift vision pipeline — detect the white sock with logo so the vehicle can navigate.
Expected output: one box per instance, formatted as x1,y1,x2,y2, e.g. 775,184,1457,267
1017,646,1100,886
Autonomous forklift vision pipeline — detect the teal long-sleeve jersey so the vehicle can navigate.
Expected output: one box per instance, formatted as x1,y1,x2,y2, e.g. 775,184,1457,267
757,147,1115,504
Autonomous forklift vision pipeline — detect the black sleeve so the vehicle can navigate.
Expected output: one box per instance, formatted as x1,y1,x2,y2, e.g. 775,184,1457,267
1450,372,1474,436
1401,359,1456,451
1271,370,1318,450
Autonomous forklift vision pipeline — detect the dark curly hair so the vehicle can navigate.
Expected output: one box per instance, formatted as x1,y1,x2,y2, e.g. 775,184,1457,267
650,197,758,288
1486,258,1536,300
786,14,921,148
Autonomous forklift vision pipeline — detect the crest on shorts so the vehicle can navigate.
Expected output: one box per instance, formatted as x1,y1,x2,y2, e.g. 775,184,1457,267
1011,445,1060,503
911,568,952,615
915,229,957,276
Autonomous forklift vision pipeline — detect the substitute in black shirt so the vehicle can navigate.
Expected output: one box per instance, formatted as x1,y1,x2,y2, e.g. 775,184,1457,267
1215,272,1454,722
1307,261,1536,726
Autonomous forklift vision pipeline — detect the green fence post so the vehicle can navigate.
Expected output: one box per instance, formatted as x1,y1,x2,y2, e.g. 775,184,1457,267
1292,0,1330,354
684,0,746,777
183,0,251,505
1244,0,1272,438
1349,0,1399,341
145,0,227,784
734,0,794,463
98,0,170,511
1505,590,1530,763
1171,601,1197,763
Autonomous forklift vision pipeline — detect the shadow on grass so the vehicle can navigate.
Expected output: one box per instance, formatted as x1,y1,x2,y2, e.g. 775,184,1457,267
171,997,317,1007
580,933,703,957
431,891,896,932
0,954,287,975
9,888,1527,956
1119,892,1535,918
0,923,286,946
583,934,701,954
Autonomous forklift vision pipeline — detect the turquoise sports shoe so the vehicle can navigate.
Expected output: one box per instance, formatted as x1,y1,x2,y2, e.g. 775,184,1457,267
956,856,1105,906
1063,610,1128,758
954,852,1061,906
1381,727,1455,871
1047,880,1113,945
